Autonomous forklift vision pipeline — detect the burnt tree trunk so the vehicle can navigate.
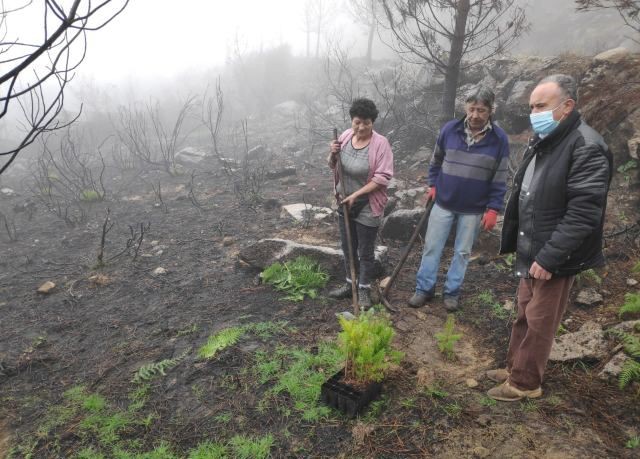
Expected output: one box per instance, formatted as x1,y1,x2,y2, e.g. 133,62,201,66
365,21,375,66
441,0,470,121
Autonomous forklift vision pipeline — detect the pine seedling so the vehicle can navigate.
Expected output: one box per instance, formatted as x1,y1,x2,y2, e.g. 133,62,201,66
338,310,403,384
435,314,463,360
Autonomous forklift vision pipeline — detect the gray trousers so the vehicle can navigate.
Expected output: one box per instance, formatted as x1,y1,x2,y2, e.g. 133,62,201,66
338,215,378,288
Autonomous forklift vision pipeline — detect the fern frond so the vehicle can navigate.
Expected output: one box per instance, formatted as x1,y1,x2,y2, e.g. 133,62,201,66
132,348,190,383
198,327,244,359
611,329,640,359
619,360,640,389
619,292,640,318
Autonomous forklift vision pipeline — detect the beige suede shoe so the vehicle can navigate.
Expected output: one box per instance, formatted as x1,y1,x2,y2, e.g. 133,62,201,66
487,381,542,402
486,368,510,383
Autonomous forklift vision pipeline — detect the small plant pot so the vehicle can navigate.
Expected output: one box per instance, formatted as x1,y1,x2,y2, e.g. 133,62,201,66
320,369,382,418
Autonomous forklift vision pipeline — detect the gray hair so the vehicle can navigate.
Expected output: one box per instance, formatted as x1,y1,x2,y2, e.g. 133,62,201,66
538,74,578,101
465,86,495,110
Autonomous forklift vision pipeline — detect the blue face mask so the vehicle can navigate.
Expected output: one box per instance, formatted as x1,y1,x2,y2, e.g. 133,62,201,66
529,101,565,135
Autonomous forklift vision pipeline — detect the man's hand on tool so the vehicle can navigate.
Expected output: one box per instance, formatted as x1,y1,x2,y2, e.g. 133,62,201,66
481,209,498,231
422,186,436,205
529,261,552,280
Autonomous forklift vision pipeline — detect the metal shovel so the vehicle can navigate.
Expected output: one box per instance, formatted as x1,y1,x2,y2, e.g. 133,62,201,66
333,128,359,315
378,199,435,312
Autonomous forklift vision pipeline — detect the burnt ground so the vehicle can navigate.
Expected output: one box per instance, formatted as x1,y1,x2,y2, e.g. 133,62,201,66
0,152,639,459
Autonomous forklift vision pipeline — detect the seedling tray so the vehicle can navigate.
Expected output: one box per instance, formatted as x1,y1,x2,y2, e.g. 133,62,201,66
320,369,382,418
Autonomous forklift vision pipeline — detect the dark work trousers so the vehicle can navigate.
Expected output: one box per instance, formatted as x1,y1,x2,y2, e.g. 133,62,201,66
507,276,575,390
338,214,378,289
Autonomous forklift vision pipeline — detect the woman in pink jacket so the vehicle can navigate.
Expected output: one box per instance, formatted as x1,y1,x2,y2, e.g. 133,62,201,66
327,98,394,308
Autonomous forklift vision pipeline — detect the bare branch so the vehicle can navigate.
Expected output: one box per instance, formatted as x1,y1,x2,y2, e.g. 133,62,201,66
0,0,130,175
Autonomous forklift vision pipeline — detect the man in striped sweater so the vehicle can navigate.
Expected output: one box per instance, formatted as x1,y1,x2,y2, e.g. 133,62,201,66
409,87,510,311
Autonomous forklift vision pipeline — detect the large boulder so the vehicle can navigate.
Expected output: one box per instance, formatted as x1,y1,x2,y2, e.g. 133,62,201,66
266,166,297,180
575,288,604,307
599,351,630,380
281,203,332,222
549,321,608,362
593,47,631,65
175,147,207,166
238,238,388,277
380,208,427,241
498,79,535,133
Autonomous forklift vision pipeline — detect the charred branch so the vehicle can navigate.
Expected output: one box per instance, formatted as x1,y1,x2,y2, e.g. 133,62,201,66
0,0,130,175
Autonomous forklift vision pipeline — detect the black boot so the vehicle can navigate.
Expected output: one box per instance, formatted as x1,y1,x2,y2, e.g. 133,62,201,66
358,288,372,310
328,283,352,299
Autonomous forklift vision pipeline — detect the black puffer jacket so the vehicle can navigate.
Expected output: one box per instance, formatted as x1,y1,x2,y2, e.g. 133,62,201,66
500,110,612,277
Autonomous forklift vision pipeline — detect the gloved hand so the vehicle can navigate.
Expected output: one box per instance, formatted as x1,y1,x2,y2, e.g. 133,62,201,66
481,209,498,231
426,186,436,203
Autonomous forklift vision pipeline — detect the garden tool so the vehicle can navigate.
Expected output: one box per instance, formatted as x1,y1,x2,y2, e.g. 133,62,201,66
378,199,435,312
333,127,359,315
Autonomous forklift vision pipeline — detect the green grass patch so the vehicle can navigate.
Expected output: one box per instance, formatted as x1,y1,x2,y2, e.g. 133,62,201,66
214,412,232,424
187,440,228,459
362,395,389,421
257,343,342,421
442,401,462,418
476,290,510,320
479,396,496,407
128,384,151,412
576,268,602,286
112,442,177,459
424,384,449,399
229,434,274,459
80,190,102,202
260,256,329,301
520,399,538,413
626,435,640,449
244,320,290,339
76,447,106,459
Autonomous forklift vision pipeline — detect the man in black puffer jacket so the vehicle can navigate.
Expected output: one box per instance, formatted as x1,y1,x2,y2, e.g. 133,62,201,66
486,74,612,402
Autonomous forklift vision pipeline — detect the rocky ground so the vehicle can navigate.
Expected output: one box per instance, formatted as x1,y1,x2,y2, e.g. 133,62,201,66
1,49,640,458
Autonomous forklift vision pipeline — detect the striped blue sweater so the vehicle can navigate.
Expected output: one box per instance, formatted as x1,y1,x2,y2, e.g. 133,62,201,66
428,118,510,214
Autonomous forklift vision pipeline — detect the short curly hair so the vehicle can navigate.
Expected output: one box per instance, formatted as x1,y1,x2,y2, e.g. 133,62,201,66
349,98,379,123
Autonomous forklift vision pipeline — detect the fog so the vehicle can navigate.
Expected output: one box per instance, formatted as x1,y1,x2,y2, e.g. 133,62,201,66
0,0,633,171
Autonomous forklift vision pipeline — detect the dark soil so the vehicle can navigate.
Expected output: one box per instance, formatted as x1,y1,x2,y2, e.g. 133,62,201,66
1,150,639,458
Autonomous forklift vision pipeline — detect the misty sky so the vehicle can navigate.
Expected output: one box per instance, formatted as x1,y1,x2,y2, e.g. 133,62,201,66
81,0,345,82
7,0,632,89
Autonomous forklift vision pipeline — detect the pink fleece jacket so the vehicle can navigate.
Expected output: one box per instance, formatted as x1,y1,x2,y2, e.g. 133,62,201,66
333,129,394,217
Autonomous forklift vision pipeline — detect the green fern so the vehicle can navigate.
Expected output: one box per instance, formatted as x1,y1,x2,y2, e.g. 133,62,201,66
619,360,640,389
632,261,640,274
198,327,244,359
619,292,640,318
260,256,329,302
611,330,640,359
132,349,190,383
610,329,640,389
